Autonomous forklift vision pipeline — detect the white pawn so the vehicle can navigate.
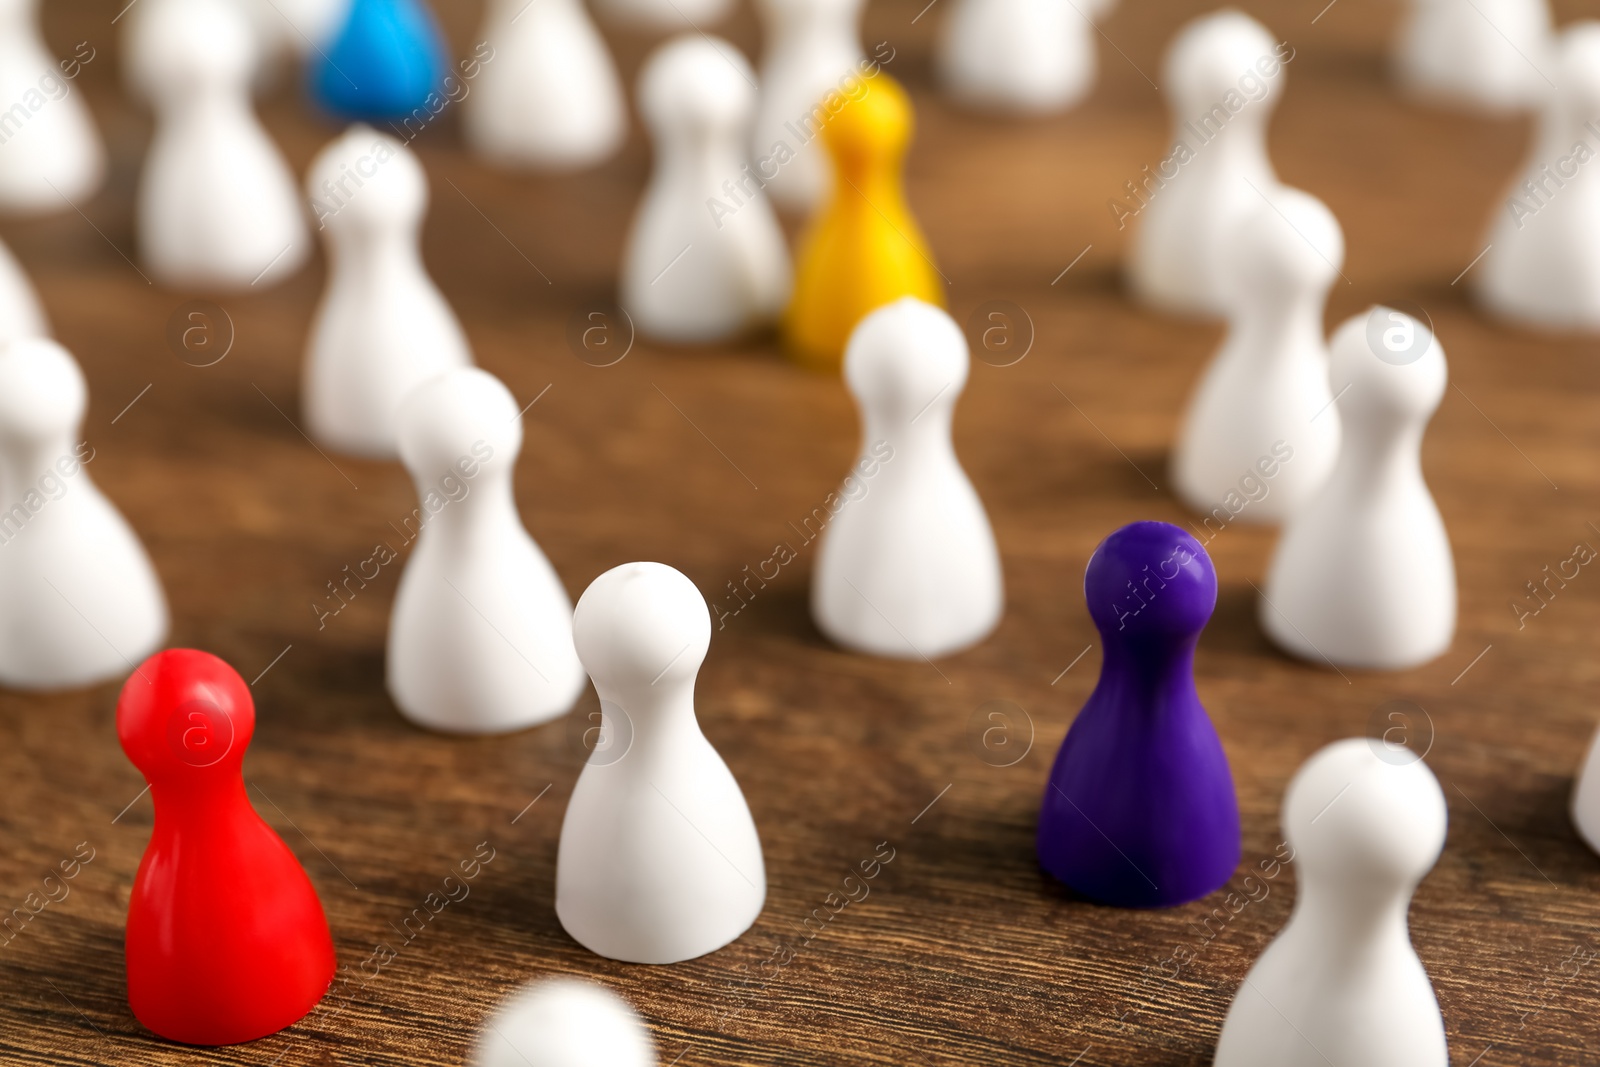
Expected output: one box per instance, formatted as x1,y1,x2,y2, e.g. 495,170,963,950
620,36,790,344
1215,738,1448,1067
470,979,656,1067
595,0,730,33
387,368,584,735
303,126,472,459
1572,721,1600,854
1128,10,1285,318
464,0,627,170
0,237,48,341
0,341,168,691
131,0,308,290
556,562,766,964
0,0,104,212
1172,187,1343,522
751,0,864,212
812,298,1003,659
1394,0,1553,113
1261,309,1456,670
253,0,348,56
935,0,1103,115
1476,23,1600,332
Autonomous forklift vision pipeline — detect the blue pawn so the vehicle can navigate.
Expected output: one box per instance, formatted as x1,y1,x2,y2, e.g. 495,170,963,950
309,0,449,123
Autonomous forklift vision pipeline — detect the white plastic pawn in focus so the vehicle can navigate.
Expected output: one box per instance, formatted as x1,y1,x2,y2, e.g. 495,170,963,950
1259,309,1456,669
556,562,766,963
387,368,584,734
1215,738,1448,1067
812,298,1003,659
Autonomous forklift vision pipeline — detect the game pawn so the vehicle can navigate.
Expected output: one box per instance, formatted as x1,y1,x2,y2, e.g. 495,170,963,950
784,73,944,370
1037,521,1240,907
118,649,336,1045
310,0,449,122
470,978,656,1067
556,562,766,964
1214,738,1448,1067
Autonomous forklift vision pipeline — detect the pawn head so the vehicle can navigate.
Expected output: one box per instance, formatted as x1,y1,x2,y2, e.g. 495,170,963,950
573,562,710,698
821,72,912,173
843,298,968,424
1225,187,1344,309
128,0,258,102
117,649,254,782
1084,521,1217,641
1330,307,1447,430
308,126,426,235
1283,737,1447,891
0,339,85,447
1164,9,1282,116
637,35,756,141
469,978,656,1067
397,368,523,489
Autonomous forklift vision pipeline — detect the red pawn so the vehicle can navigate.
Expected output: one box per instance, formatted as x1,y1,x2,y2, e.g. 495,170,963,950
118,649,336,1045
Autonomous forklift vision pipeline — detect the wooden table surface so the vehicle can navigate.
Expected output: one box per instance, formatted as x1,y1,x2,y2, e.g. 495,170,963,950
5,1,1600,1064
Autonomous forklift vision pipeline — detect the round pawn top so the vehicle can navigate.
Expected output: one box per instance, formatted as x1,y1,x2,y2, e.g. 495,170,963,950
1329,307,1447,424
470,978,656,1067
1083,521,1217,641
308,125,426,233
1283,737,1447,889
843,297,968,422
822,72,912,171
130,0,258,100
1164,9,1280,112
1227,187,1344,302
117,649,255,781
573,562,710,693
637,36,757,137
396,368,522,482
0,339,86,445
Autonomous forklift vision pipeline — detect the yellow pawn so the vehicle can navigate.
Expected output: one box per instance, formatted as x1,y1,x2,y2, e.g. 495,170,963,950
784,74,944,372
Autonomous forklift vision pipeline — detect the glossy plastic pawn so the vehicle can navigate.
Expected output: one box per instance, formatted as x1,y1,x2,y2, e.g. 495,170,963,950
620,35,790,344
812,298,1002,659
1260,309,1456,669
131,0,308,290
309,0,449,122
119,649,335,1045
303,126,473,459
387,368,585,733
784,73,944,370
1037,521,1240,907
0,340,167,690
556,562,766,963
1215,738,1448,1067
469,979,656,1067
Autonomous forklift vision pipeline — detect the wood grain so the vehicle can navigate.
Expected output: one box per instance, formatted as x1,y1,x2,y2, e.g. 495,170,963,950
2,1,1599,1065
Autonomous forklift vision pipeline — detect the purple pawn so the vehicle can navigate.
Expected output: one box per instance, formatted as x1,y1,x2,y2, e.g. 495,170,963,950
1037,521,1240,907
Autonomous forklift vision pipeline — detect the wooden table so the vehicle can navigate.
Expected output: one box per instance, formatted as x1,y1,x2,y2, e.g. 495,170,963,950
5,1,1599,1064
